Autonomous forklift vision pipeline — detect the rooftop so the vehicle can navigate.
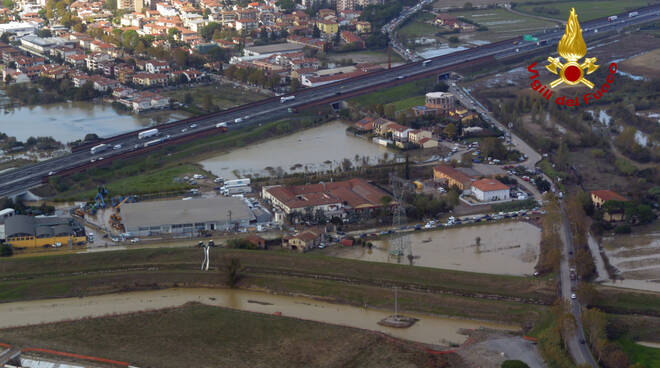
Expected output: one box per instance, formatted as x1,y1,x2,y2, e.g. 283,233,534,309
244,42,303,54
121,197,254,228
433,164,473,184
471,178,509,192
591,190,627,202
266,178,391,210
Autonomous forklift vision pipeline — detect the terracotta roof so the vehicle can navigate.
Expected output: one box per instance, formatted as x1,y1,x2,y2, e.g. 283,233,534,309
293,229,320,242
591,190,627,202
267,178,390,210
471,178,509,192
433,165,472,184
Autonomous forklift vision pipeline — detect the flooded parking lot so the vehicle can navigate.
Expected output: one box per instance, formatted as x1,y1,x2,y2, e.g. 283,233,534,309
0,288,518,346
601,225,660,292
331,221,540,276
200,121,394,179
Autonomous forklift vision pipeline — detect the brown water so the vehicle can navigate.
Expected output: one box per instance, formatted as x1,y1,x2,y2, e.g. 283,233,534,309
601,224,660,292
0,100,190,143
199,121,395,179
333,222,540,276
0,288,518,345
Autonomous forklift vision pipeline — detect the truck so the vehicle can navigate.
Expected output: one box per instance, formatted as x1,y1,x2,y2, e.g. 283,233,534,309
90,144,109,155
280,95,295,103
138,128,159,140
223,178,251,188
221,185,252,196
144,138,164,147
422,59,432,67
234,117,243,124
608,15,618,22
216,122,228,128
628,11,638,17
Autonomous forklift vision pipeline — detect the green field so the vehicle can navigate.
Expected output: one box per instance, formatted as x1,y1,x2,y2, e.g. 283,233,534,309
398,11,438,40
515,0,656,22
0,304,436,368
389,95,426,112
452,8,559,42
163,84,267,111
618,337,660,368
350,77,436,108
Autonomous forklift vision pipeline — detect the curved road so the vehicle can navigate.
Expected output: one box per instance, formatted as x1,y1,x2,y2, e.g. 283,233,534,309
1,5,659,199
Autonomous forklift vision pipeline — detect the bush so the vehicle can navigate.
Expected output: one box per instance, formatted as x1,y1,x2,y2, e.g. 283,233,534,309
501,361,530,368
1,243,13,257
614,224,631,234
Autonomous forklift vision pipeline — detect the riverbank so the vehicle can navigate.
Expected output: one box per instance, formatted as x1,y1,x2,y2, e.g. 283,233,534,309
0,302,451,368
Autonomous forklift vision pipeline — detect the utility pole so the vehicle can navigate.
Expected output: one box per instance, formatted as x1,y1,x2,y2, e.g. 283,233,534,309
227,209,232,232
394,286,398,318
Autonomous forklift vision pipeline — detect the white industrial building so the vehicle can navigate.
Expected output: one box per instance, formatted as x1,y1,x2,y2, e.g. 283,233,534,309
471,178,510,202
0,22,38,37
121,197,254,237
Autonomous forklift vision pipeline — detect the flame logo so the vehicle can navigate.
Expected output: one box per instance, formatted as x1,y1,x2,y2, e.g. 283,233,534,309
545,8,598,88
557,8,586,62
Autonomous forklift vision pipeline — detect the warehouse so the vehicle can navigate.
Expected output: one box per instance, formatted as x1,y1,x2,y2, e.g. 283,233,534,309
5,215,86,249
121,197,254,237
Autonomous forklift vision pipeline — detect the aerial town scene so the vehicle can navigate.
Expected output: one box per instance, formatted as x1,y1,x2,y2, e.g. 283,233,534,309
0,0,659,366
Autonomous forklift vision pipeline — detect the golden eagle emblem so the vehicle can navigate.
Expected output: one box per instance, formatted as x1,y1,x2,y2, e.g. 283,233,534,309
546,8,599,88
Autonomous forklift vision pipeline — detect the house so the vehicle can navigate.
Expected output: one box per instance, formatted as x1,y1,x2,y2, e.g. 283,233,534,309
316,19,338,35
591,190,627,208
418,137,438,149
354,116,375,132
355,21,371,34
132,72,168,86
591,190,628,222
65,53,87,68
146,60,169,73
413,92,456,117
408,129,432,145
1,68,30,84
283,228,322,252
246,234,266,249
340,30,364,48
433,165,473,191
471,178,509,202
372,117,397,136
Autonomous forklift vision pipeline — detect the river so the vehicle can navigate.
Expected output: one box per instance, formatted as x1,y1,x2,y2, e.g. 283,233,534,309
0,288,518,346
200,121,395,179
0,99,190,143
331,222,540,276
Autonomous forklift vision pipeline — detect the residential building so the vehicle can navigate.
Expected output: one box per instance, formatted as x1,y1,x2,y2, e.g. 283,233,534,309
355,21,371,34
340,30,364,48
337,0,354,11
353,116,375,131
591,190,627,207
5,215,86,249
246,234,266,249
408,129,432,145
132,72,168,86
1,68,30,84
121,197,255,236
283,228,322,252
316,19,338,35
433,165,473,191
471,178,509,202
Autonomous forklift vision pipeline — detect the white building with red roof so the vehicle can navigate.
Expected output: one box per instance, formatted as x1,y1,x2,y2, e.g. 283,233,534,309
471,178,509,202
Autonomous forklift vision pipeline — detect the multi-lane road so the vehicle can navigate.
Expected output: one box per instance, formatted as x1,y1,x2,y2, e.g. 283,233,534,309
2,5,659,198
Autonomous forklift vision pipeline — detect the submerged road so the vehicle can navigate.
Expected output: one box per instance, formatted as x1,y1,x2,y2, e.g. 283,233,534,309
1,5,659,198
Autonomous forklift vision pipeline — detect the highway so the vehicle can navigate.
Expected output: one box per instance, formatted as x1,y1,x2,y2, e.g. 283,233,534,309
1,5,659,198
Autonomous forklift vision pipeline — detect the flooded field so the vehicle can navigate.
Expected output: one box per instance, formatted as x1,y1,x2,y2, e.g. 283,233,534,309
601,224,660,292
332,221,540,276
0,100,190,143
0,288,518,345
200,121,394,179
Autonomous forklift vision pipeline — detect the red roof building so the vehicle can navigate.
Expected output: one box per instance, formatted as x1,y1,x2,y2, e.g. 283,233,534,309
591,190,627,207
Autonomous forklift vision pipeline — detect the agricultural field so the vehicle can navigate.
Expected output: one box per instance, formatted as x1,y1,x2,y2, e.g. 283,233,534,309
451,8,559,43
398,11,438,40
0,304,438,368
620,48,660,79
514,0,658,22
327,49,403,65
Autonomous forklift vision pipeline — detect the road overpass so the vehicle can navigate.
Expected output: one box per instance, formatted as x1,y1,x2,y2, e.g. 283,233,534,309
1,5,659,198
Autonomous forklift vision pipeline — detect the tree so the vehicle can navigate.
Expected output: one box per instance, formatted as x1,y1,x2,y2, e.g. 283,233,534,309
384,104,395,119
481,137,507,159
463,1,473,9
224,257,242,287
0,243,12,257
259,27,268,41
122,30,139,50
443,123,457,139
501,361,529,368
167,27,181,42
290,78,301,92
184,92,193,105
202,94,214,111
380,195,393,206
199,22,222,41
341,158,352,171
173,48,187,67
104,0,116,9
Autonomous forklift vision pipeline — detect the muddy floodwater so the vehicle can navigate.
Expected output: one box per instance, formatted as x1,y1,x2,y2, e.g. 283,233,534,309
0,100,190,143
200,121,394,179
333,222,540,276
0,288,518,345
601,225,660,292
